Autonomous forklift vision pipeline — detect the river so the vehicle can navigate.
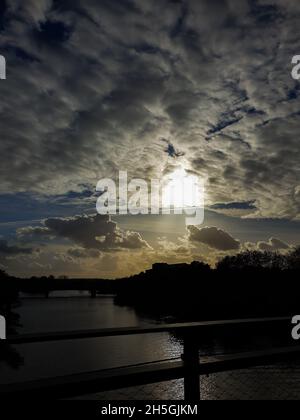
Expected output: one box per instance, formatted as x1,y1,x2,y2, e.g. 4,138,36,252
1,294,300,400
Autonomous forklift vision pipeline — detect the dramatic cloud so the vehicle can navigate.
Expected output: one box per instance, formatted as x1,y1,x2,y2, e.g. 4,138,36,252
211,201,257,211
18,214,151,250
258,238,290,252
210,200,257,217
0,240,34,255
0,0,299,221
245,237,291,252
0,0,300,278
188,226,241,251
161,138,185,158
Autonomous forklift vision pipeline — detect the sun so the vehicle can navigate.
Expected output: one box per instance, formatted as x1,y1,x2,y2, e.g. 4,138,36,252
162,168,202,210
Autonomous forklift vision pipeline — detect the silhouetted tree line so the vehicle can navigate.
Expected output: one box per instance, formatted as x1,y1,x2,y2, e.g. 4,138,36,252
115,248,300,321
1,248,300,323
0,269,19,327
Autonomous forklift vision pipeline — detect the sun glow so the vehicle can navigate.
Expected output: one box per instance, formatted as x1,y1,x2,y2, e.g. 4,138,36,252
162,168,203,211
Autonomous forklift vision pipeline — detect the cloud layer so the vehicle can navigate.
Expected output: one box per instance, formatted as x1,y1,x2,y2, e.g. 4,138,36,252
0,0,299,220
18,214,151,250
0,239,33,255
246,237,291,252
188,225,241,251
0,1,299,278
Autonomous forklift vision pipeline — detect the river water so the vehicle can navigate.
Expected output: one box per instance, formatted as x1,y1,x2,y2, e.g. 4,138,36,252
1,294,300,400
0,295,181,387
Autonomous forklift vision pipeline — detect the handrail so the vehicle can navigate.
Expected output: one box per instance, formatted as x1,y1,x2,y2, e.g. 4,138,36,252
2,346,300,399
5,316,291,344
1,316,295,400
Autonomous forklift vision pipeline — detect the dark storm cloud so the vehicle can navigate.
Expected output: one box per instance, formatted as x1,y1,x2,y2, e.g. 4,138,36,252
0,239,33,255
161,138,185,158
209,200,258,217
0,0,299,221
188,225,241,251
18,214,151,250
257,237,290,252
210,201,257,211
206,116,243,137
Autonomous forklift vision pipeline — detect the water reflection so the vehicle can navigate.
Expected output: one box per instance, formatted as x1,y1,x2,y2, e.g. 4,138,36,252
1,295,299,400
0,295,182,385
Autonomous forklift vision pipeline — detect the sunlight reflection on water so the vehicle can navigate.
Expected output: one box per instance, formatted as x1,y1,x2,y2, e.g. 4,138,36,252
1,295,300,400
0,295,182,385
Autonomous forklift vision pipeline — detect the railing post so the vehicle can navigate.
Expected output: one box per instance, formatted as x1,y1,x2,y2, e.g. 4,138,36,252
182,335,200,401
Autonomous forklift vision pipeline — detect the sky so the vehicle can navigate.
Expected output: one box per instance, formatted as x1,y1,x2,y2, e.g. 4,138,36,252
0,0,299,278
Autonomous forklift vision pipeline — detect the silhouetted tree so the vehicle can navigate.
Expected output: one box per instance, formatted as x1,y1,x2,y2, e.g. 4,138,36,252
288,246,300,270
0,269,19,328
0,269,9,280
0,269,18,309
216,250,288,271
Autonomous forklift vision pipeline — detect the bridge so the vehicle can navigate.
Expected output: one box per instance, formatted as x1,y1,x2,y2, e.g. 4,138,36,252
40,288,99,298
15,278,117,298
0,317,298,400
0,317,300,401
